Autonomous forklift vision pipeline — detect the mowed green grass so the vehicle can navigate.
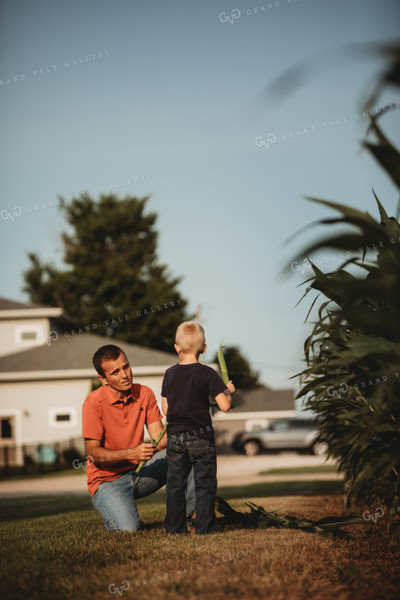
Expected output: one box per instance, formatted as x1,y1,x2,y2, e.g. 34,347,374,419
258,465,339,476
0,463,340,483
1,482,399,600
0,466,85,481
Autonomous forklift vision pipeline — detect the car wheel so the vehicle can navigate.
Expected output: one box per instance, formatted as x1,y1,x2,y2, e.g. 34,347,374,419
312,441,328,456
243,440,261,456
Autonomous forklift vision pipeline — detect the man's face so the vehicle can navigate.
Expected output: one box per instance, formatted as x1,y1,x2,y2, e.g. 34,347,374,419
99,352,133,395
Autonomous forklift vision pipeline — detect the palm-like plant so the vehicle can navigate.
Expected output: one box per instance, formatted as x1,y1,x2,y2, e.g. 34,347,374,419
295,195,400,511
293,47,400,514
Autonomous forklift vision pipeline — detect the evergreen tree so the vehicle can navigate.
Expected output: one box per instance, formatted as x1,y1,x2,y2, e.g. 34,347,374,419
212,345,264,389
23,194,188,352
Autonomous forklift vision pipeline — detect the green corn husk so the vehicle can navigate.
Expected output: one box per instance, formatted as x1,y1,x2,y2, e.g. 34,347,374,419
209,343,236,415
211,342,236,412
215,496,376,540
217,342,229,384
135,423,167,475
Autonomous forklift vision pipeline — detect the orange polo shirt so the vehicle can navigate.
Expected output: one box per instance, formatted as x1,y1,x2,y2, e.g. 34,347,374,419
82,383,163,497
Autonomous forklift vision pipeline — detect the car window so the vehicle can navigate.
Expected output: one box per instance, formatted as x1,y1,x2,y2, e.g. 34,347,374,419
270,421,290,431
291,420,313,429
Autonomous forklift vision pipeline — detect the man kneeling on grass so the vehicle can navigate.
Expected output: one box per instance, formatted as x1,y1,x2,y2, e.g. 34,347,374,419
162,322,235,535
82,344,195,532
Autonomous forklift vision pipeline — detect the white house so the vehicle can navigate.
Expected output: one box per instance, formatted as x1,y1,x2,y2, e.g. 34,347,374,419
0,297,177,465
0,297,296,465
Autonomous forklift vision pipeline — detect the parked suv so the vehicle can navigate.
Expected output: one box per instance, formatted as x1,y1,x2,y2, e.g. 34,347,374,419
231,418,328,456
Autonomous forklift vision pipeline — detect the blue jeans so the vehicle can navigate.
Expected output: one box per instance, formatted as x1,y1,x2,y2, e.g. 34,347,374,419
91,449,195,532
165,432,218,535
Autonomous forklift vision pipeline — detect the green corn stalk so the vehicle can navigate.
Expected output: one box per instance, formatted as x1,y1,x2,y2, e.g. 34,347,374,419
217,342,229,384
215,496,376,539
135,422,167,475
210,342,236,415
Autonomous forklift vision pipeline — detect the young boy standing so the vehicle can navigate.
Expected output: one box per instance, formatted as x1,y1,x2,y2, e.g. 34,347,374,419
161,321,235,535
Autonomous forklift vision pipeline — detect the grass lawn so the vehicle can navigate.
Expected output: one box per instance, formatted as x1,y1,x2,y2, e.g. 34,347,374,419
0,466,85,481
258,465,339,476
1,482,399,600
0,463,340,482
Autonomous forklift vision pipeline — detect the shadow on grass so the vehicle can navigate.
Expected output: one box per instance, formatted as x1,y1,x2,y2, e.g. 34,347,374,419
0,480,343,523
0,493,92,522
218,480,343,499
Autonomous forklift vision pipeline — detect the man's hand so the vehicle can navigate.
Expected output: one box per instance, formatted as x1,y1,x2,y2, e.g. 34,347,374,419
85,439,156,467
132,442,156,461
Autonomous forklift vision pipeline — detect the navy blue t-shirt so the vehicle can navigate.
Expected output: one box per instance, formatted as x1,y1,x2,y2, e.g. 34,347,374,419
161,363,227,441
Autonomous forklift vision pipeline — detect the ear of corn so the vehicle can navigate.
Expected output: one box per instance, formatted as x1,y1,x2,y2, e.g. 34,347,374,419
135,422,167,475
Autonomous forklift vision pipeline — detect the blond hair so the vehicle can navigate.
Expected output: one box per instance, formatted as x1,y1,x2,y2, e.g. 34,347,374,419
175,321,206,354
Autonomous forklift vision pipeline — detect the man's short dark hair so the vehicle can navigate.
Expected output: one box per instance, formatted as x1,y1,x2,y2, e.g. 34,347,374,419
92,345,126,377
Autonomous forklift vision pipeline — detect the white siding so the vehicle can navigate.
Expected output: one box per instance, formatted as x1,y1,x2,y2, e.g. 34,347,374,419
0,379,91,443
0,317,51,357
0,373,166,445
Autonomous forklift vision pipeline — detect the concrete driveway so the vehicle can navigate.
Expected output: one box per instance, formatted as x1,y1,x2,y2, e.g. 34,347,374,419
216,453,341,486
0,453,341,498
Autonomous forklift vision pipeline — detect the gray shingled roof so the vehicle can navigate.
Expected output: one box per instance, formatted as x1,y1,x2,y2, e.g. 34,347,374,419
232,388,294,412
0,297,40,310
0,297,75,329
0,333,177,372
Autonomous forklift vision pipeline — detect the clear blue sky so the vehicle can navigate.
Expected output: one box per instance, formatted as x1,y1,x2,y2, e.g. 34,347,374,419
1,0,399,401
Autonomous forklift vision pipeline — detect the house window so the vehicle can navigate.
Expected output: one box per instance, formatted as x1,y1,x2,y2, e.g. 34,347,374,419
49,408,77,428
0,412,21,467
21,331,37,340
55,414,71,422
1,417,13,440
15,325,42,346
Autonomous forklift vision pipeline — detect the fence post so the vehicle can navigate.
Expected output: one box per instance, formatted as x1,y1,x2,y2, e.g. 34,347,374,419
23,445,28,475
3,446,10,477
54,442,60,471
37,444,44,473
